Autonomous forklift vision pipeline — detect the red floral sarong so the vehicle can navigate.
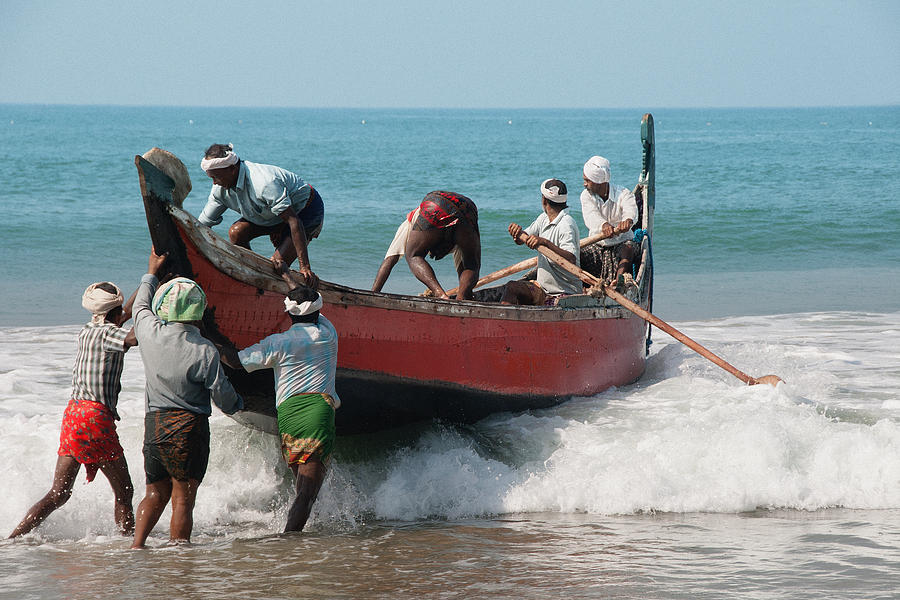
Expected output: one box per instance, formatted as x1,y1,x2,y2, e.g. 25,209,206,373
416,191,478,230
58,398,124,482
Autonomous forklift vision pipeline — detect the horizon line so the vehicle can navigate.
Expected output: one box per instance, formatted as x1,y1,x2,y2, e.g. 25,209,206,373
1,101,898,111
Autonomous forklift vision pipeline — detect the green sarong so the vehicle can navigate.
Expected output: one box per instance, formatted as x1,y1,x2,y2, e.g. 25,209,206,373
276,393,336,465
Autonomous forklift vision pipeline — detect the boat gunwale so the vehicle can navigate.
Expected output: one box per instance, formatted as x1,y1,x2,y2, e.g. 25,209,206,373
160,198,648,324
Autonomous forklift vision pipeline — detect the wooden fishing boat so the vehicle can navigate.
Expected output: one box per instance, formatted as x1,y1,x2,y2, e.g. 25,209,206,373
136,114,657,435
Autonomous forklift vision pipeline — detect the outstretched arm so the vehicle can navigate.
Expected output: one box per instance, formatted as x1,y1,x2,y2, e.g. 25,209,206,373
275,207,318,288
133,249,168,327
202,324,245,371
372,255,401,292
453,226,481,301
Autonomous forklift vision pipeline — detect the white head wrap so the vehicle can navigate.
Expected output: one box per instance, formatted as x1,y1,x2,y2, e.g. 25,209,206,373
540,179,567,204
284,293,323,316
200,144,239,172
82,282,124,323
583,155,611,184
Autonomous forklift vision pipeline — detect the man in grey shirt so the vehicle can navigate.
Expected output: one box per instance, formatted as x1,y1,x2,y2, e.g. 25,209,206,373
130,249,243,549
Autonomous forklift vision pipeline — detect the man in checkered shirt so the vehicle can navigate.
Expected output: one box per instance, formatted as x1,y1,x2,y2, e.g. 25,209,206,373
9,281,139,538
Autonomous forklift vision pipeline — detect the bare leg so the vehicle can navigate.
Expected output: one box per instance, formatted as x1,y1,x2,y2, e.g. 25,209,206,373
98,456,135,535
500,280,547,306
131,479,172,549
274,237,298,267
228,220,267,249
8,456,80,538
169,478,199,543
284,458,326,533
615,244,638,278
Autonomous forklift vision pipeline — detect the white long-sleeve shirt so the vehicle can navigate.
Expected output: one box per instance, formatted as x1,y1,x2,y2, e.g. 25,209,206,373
580,184,638,247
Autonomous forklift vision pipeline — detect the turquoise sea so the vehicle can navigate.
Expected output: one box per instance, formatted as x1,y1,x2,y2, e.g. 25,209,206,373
1,105,899,599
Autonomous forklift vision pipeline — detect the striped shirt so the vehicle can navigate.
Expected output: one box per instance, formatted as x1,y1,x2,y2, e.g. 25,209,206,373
70,321,129,419
238,316,341,409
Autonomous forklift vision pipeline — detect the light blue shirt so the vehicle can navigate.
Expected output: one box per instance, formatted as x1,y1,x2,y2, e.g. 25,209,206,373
238,316,341,409
524,207,583,295
198,160,312,228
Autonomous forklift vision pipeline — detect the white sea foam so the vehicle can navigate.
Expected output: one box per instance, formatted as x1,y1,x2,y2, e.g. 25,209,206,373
1,312,898,542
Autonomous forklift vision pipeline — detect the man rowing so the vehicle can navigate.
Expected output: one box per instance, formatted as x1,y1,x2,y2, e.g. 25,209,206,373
579,155,639,287
500,179,582,305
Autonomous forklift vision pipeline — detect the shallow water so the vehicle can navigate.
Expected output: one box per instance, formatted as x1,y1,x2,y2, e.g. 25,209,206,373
4,510,899,600
2,311,899,599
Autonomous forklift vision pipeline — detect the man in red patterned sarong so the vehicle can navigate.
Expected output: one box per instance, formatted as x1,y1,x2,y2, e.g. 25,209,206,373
9,282,139,538
404,190,481,300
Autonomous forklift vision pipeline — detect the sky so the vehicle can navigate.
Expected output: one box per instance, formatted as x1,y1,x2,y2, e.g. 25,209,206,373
1,1,897,108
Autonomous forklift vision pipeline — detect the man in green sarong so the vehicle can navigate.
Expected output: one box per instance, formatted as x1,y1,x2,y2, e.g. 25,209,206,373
216,286,339,532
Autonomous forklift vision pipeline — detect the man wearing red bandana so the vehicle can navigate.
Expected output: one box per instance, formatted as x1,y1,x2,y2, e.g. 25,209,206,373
405,191,481,300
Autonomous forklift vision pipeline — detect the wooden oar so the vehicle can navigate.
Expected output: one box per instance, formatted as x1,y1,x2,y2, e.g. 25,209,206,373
445,230,617,297
517,233,783,387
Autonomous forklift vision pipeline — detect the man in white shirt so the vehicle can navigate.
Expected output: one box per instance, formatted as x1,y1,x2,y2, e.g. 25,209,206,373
501,179,582,305
214,285,338,533
579,156,639,285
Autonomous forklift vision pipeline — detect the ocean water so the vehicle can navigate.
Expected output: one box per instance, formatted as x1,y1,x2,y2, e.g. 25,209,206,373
1,105,899,599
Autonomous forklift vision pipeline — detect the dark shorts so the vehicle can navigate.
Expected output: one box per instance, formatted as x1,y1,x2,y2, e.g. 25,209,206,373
143,409,210,484
233,187,325,246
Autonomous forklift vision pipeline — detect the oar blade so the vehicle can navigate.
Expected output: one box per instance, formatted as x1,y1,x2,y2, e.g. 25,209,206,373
751,375,784,387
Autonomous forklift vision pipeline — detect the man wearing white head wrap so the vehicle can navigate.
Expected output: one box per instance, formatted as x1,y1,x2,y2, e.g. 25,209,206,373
583,155,611,185
9,281,138,539
580,155,640,286
213,285,339,533
500,179,582,305
198,143,325,288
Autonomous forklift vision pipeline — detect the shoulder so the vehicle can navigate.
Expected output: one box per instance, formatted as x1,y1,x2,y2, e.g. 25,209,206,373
559,211,579,231
318,316,338,335
246,160,295,181
101,322,129,339
614,184,635,202
197,335,222,363
208,184,226,200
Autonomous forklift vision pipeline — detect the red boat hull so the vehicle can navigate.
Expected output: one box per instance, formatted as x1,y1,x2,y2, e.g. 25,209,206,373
177,231,648,433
